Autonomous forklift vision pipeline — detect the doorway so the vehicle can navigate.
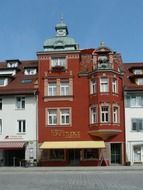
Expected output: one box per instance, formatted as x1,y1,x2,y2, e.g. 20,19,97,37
133,145,141,163
111,143,121,164
69,149,80,166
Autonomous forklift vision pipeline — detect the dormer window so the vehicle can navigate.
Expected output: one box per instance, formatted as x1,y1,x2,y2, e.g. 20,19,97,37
6,59,20,68
24,68,37,75
0,78,8,86
133,69,143,75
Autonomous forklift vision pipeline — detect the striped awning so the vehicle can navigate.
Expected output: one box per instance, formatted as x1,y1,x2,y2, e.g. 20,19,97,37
0,141,26,149
40,141,105,149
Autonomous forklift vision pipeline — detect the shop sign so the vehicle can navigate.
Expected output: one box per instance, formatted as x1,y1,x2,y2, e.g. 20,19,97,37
50,129,80,138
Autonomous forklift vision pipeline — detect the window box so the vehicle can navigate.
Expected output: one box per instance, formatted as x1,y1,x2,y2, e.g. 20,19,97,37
51,66,66,72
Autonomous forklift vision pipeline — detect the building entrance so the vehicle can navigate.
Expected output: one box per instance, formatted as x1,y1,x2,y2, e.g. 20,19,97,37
4,149,25,166
69,149,80,166
111,143,121,164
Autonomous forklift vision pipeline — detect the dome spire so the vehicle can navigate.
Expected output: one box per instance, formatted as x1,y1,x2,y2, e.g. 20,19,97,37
55,17,68,37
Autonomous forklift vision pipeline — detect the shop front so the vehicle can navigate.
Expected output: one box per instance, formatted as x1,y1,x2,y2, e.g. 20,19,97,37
39,141,107,166
0,141,26,166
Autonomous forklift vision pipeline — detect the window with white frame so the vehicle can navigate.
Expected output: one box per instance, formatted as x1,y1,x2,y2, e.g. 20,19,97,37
100,77,108,92
17,120,26,133
101,105,109,123
24,68,37,75
0,119,2,134
48,82,57,96
47,108,71,126
16,97,25,109
132,119,143,131
90,80,96,94
126,95,143,107
113,106,119,123
0,78,8,86
133,69,143,75
48,109,57,125
90,107,97,124
60,109,70,125
136,78,143,85
51,57,66,68
47,79,72,97
0,99,2,110
60,82,69,96
7,62,18,68
112,78,118,93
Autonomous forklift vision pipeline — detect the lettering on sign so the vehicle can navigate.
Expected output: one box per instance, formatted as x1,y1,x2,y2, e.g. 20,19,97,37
50,129,80,138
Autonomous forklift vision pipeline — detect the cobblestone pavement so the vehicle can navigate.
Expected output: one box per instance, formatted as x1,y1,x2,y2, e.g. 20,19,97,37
0,167,143,190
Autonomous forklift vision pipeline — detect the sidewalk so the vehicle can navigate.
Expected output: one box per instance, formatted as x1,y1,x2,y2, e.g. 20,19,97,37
0,165,143,172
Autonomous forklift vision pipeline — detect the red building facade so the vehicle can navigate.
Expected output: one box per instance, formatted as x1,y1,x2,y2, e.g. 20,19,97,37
38,19,125,166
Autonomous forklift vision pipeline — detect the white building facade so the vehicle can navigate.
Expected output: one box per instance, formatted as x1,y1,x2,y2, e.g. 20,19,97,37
124,64,143,165
0,60,38,166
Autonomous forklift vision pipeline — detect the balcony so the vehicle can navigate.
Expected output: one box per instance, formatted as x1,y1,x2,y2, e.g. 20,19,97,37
51,66,66,72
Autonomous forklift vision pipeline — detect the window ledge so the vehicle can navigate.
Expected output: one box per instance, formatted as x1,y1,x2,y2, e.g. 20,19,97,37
44,95,73,102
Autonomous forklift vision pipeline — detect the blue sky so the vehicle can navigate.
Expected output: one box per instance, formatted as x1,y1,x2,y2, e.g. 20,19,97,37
0,0,143,62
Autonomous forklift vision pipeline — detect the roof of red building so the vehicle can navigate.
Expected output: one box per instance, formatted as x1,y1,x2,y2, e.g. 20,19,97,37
0,60,38,95
124,62,143,91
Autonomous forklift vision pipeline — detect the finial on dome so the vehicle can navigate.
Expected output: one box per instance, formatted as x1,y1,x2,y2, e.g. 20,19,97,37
100,41,105,47
60,14,64,23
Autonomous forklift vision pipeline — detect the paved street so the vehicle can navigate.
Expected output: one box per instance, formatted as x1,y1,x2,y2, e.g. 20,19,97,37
0,166,143,190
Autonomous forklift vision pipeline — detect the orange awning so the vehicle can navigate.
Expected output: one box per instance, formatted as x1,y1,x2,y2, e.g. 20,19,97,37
40,141,105,149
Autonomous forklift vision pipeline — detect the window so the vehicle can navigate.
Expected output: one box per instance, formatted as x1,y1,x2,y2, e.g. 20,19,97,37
16,97,25,109
49,149,64,160
60,109,70,125
47,108,71,126
101,106,109,123
91,107,97,124
126,95,143,107
47,79,72,97
132,119,143,131
0,78,8,86
90,80,96,94
0,99,2,110
60,82,69,96
7,62,18,68
0,119,2,134
48,82,57,96
24,68,37,75
83,149,98,160
48,109,57,125
136,78,143,85
100,77,108,92
18,120,26,133
112,78,118,93
21,79,32,84
134,69,143,74
113,106,119,123
51,57,66,68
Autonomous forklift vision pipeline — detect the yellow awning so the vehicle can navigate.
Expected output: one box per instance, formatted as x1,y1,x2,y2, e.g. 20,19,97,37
40,141,105,149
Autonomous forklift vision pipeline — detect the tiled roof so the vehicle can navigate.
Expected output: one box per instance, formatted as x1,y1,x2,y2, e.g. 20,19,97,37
124,62,143,91
0,60,38,95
